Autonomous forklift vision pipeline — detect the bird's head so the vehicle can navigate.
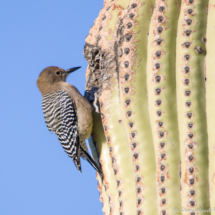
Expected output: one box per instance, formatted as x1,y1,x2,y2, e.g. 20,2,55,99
37,66,81,94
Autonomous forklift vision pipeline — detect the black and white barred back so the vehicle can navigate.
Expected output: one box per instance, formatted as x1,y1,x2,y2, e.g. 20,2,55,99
42,90,81,171
42,90,103,179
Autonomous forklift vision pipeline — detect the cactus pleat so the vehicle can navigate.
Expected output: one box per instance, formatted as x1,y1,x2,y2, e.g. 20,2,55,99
117,0,158,214
146,0,182,213
176,0,210,213
89,111,119,215
206,1,215,213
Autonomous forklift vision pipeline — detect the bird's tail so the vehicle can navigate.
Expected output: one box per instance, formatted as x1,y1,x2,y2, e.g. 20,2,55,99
73,156,82,173
80,146,104,181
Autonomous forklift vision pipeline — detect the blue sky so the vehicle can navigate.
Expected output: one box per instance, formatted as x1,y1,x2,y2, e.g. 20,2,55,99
0,0,104,214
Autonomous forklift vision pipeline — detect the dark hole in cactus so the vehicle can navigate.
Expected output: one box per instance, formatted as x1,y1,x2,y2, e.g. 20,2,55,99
127,111,132,117
133,153,138,160
160,142,165,148
127,22,133,29
109,147,112,153
159,6,165,12
158,16,164,23
156,38,163,45
131,132,136,139
156,100,162,106
106,6,110,11
194,46,204,54
202,38,207,43
129,122,134,128
161,199,166,205
189,167,194,173
187,112,193,119
155,88,161,95
136,165,140,171
101,113,105,120
102,15,106,20
118,48,123,57
161,153,166,159
99,26,102,31
137,199,141,205
161,187,166,194
187,9,193,14
184,30,192,36
184,79,190,85
109,196,111,202
132,142,137,149
137,187,141,193
119,190,122,197
188,133,194,139
131,3,137,8
179,171,181,178
157,26,163,34
119,120,122,124
104,185,107,190
155,75,161,83
155,51,162,58
186,19,192,25
189,0,194,4
184,66,190,74
137,176,141,182
104,125,107,131
160,165,165,171
190,213,195,215
129,13,135,19
189,178,195,185
160,176,165,182
137,210,141,215
119,37,124,45
124,87,129,94
120,212,123,215
124,73,129,81
112,157,115,164
190,201,195,207
158,131,164,138
155,63,160,70
125,34,132,42
157,111,162,117
107,136,110,142
120,201,122,207
125,99,131,106
183,42,191,48
190,190,195,196
188,123,193,129
205,77,207,81
117,180,120,187
185,90,191,96
186,101,192,107
124,48,130,55
161,210,166,215
188,144,193,149
118,26,125,35
124,61,129,68
114,169,117,175
189,155,194,162
158,122,163,127
110,207,112,212
184,54,190,60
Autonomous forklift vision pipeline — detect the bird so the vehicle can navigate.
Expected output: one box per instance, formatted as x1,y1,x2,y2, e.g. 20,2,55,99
37,66,103,179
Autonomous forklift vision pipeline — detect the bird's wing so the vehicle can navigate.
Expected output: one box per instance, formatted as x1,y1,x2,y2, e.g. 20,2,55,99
42,90,81,171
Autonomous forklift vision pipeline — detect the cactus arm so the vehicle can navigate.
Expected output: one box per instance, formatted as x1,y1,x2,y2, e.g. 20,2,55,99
206,1,215,214
146,0,182,214
176,0,210,212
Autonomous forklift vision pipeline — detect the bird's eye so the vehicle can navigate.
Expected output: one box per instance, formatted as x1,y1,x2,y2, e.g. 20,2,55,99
56,71,60,75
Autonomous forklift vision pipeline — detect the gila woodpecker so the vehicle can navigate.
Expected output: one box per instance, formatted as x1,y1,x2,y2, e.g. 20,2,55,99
37,66,103,179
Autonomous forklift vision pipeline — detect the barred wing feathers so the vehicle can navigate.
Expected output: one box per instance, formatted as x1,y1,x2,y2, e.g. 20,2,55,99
42,90,81,171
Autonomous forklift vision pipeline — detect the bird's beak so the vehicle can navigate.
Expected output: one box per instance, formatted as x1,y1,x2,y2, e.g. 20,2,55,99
64,67,81,74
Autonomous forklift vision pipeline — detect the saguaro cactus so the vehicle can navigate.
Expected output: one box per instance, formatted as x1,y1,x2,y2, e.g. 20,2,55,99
84,0,212,214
